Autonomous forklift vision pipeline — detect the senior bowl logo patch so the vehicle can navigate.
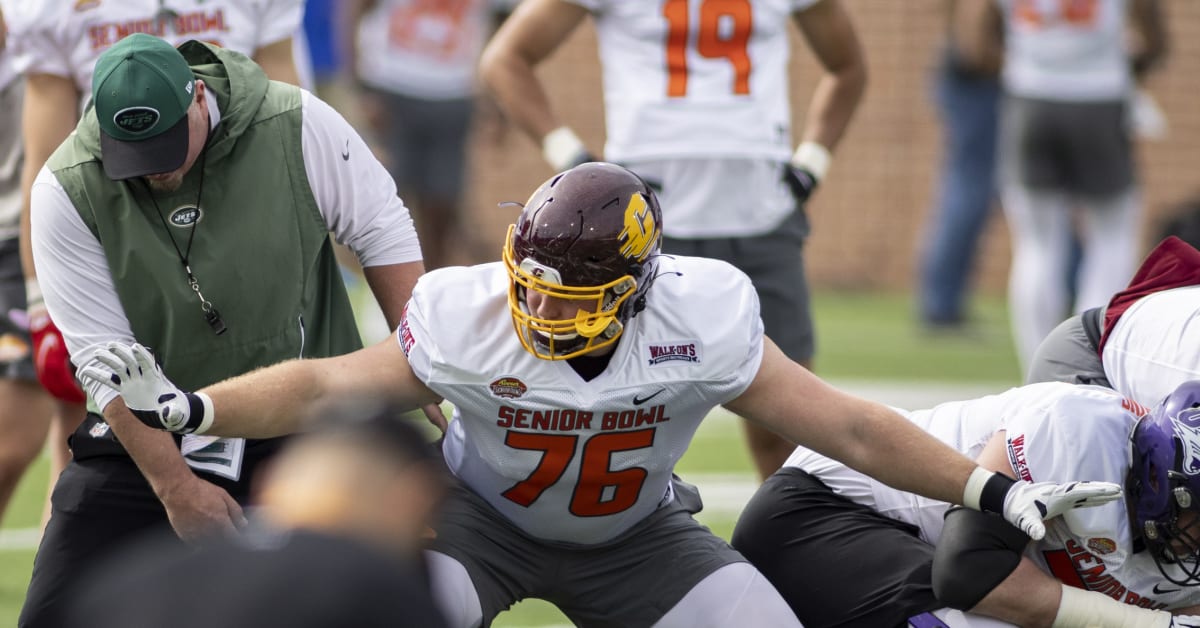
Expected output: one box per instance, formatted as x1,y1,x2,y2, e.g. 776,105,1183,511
645,340,701,366
113,107,161,134
1087,537,1117,555
489,377,527,399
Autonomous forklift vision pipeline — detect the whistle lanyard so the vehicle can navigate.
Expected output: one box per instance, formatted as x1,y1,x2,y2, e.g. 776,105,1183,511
144,149,228,335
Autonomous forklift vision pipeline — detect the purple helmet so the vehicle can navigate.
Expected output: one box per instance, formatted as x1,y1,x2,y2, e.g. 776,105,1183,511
1129,380,1200,585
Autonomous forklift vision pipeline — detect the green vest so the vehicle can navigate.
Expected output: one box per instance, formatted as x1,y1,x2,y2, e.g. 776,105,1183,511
46,42,361,392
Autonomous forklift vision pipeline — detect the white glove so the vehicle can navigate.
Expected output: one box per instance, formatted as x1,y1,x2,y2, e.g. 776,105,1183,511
1003,479,1123,540
1171,616,1200,628
78,342,213,434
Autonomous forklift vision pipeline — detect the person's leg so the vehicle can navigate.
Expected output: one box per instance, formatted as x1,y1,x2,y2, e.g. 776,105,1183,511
426,550,485,628
919,59,1000,326
653,562,800,628
20,456,175,628
42,401,86,524
0,379,51,521
410,96,475,269
732,467,941,628
1003,184,1072,371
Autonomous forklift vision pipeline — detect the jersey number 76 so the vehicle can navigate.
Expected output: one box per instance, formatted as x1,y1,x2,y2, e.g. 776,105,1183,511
501,428,655,517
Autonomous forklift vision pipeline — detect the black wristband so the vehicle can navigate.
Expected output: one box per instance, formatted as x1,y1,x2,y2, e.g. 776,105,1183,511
979,473,1017,515
182,392,207,434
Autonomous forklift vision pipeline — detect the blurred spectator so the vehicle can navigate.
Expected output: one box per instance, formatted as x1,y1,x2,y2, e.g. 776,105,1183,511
917,0,1002,332
0,4,56,527
64,396,447,628
1159,194,1200,251
957,0,1167,372
343,0,513,269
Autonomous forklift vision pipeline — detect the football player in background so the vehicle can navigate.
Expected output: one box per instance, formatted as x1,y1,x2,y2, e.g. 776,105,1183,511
954,0,1167,372
1028,236,1200,408
478,0,867,480
83,163,1118,628
0,0,306,546
734,380,1200,628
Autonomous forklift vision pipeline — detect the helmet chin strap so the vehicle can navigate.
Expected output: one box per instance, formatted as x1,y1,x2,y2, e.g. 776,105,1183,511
574,311,616,339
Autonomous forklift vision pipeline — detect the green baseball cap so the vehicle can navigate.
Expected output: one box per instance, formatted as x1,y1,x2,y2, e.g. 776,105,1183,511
92,34,196,180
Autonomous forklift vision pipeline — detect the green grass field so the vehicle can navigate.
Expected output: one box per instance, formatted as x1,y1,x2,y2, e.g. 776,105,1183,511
0,290,1019,627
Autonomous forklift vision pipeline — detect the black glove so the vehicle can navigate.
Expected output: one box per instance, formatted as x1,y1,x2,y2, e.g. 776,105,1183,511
783,165,819,206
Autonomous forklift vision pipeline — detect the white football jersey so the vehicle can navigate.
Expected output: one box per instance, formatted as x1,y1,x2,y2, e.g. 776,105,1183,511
401,256,764,544
1103,286,1200,409
5,0,302,102
788,382,1200,612
565,0,820,163
354,0,494,100
995,0,1131,101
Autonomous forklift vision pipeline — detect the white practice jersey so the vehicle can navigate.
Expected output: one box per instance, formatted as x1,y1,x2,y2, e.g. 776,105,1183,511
355,0,495,100
788,382,1200,612
1103,286,1200,408
566,0,819,163
5,0,301,101
995,0,1131,101
401,256,764,544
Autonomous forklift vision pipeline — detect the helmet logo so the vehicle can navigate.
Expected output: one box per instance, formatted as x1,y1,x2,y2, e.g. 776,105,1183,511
1172,408,1200,475
619,194,657,262
519,259,563,286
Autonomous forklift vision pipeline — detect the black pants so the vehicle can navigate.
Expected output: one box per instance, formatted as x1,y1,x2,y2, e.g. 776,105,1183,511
19,414,283,628
731,468,941,628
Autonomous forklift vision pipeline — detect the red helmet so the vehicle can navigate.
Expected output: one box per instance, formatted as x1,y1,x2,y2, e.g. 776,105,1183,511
502,163,663,360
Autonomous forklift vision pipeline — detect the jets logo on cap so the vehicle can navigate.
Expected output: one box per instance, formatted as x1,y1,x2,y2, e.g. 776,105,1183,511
113,107,161,134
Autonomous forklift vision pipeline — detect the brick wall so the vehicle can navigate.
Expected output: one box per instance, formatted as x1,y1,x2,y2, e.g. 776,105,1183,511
463,0,1200,293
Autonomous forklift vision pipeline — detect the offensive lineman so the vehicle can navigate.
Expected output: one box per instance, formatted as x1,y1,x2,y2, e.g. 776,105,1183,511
734,381,1200,628
80,163,1118,627
479,0,867,479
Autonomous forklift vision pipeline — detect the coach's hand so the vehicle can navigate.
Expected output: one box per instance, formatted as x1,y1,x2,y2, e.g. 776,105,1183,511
1002,480,1122,540
79,342,213,434
160,474,247,542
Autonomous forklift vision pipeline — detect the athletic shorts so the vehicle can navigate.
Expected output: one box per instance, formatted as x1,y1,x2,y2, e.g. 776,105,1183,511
731,467,941,628
365,87,472,206
662,209,814,363
999,95,1133,199
0,238,35,381
1025,308,1110,387
428,477,745,627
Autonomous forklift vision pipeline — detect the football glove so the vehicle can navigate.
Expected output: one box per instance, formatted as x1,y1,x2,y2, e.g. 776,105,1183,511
78,342,213,434
782,165,819,206
20,280,86,403
965,468,1122,540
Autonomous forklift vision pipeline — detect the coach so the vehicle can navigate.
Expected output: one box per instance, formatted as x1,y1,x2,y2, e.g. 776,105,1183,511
21,34,423,627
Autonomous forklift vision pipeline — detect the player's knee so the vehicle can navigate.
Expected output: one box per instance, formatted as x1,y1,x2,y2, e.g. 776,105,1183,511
931,507,1028,610
425,550,483,628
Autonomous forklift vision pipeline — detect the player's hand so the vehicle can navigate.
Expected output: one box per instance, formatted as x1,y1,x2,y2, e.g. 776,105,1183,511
159,474,247,542
422,403,448,433
1003,480,1123,540
20,302,88,404
78,342,212,434
782,165,819,206
542,127,596,172
1170,616,1200,628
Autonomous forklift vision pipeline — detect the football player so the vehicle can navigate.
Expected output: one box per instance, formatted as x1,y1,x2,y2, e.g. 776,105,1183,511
82,163,1117,627
733,380,1200,628
478,0,867,480
1029,235,1200,408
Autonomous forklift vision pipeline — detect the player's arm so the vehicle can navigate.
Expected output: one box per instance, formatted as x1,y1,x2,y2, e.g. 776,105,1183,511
935,431,1190,628
19,73,80,283
253,37,302,86
725,338,1122,539
82,336,440,439
478,0,594,170
952,0,1004,76
792,0,866,155
1128,0,1166,80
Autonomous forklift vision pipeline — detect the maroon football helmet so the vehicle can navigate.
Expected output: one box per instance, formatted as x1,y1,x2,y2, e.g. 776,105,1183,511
502,162,663,360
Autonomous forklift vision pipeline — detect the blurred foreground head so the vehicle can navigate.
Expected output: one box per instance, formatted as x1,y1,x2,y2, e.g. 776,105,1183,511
256,395,445,555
